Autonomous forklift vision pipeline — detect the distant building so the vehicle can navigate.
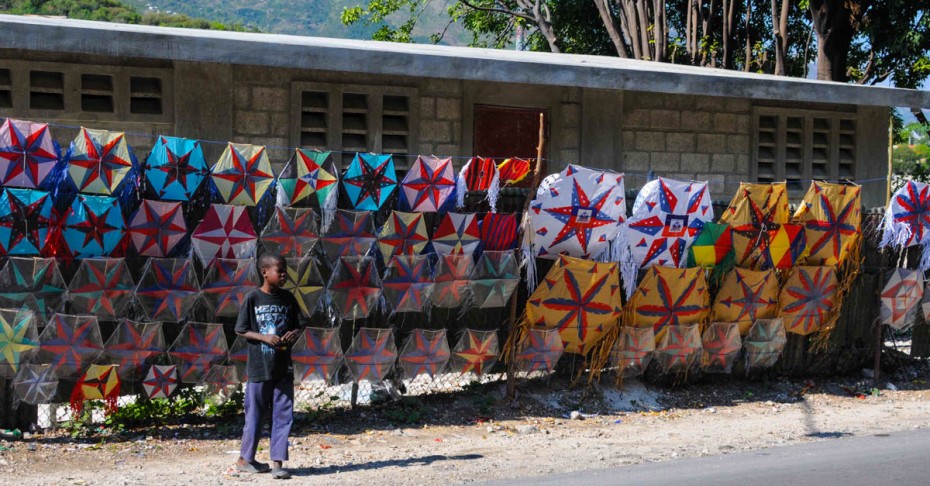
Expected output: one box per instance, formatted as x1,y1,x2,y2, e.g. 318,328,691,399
2,15,929,207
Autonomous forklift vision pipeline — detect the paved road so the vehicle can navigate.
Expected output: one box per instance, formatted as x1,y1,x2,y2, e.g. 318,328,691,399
484,428,930,485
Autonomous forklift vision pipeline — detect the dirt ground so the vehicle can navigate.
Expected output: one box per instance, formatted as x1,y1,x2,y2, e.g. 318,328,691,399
4,364,930,486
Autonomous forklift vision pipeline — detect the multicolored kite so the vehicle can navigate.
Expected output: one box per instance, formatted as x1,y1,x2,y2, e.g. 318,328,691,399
0,308,38,378
342,153,397,211
67,127,133,195
135,258,201,322
880,268,923,330
13,363,58,406
514,328,564,374
321,209,377,263
63,194,125,257
778,266,838,335
276,149,338,218
628,178,714,269
792,181,860,266
382,255,434,313
260,207,319,259
70,364,120,415
127,200,187,257
191,204,258,265
142,364,178,399
431,254,474,308
0,118,58,189
432,212,481,255
469,250,519,309
687,223,733,268
743,318,787,369
144,136,208,201
525,256,622,355
201,259,258,317
0,257,66,322
881,181,930,270
629,266,709,342
456,157,500,211
103,319,165,381
398,328,450,379
701,322,741,373
202,365,242,399
37,313,103,378
610,326,655,378
327,256,383,320
292,327,343,384
712,268,779,335
480,213,517,252
345,327,397,382
497,157,531,186
400,156,456,212
655,323,702,373
211,143,275,206
0,188,53,256
720,182,789,269
68,258,135,319
226,335,249,382
377,211,429,257
765,224,807,270
282,256,325,318
168,321,228,383
450,329,499,376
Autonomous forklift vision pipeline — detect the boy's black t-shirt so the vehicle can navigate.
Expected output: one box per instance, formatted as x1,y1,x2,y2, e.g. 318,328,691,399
234,287,303,383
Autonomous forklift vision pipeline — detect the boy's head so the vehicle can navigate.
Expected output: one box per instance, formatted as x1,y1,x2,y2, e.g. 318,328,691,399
258,253,288,288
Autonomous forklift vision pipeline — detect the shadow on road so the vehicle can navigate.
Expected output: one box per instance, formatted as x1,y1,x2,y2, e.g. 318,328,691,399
293,453,483,477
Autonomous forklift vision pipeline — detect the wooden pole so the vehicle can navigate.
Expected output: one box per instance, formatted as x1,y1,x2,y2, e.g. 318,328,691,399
873,249,885,387
506,113,546,401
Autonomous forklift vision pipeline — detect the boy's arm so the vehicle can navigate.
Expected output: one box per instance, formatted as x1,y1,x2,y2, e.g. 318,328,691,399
237,329,282,347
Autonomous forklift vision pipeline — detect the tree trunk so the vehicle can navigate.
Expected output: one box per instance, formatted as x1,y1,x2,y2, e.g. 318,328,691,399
594,0,629,57
771,0,789,75
744,0,752,71
809,0,859,81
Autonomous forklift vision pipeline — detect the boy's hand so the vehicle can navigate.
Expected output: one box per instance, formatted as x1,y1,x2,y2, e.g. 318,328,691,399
282,329,300,345
263,334,283,347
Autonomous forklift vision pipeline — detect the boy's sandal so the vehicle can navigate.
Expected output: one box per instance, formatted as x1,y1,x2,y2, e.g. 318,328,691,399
236,461,270,473
272,467,292,480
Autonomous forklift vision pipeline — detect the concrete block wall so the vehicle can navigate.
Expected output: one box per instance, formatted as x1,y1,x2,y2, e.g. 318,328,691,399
558,88,581,167
418,79,464,159
232,69,292,173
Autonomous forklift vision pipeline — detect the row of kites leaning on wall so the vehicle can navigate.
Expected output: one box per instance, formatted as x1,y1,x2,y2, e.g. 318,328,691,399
0,117,928,416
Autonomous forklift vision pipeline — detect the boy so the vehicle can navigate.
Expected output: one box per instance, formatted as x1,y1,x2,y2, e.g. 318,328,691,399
235,253,305,479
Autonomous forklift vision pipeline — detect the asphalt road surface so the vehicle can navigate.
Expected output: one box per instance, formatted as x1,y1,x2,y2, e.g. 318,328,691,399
485,428,930,485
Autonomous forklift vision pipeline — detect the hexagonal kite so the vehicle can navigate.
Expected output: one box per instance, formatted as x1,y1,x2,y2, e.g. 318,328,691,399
327,256,383,320
382,255,433,314
720,182,789,269
227,335,249,382
712,268,779,335
321,209,376,264
881,181,930,270
880,268,924,330
260,207,319,259
497,157,531,187
743,318,787,369
450,329,499,376
63,194,125,257
0,257,66,323
203,364,242,399
342,153,397,211
13,363,58,406
687,223,733,268
70,364,120,415
432,212,480,255
514,328,563,374
627,177,713,269
701,322,741,373
345,327,397,383
144,136,208,201
127,200,187,257
469,250,519,309
37,313,103,378
68,127,133,195
778,266,838,336
0,188,53,256
201,258,258,317
292,327,343,384
399,329,450,379
191,204,258,265
142,364,178,399
456,157,500,211
377,211,429,258
277,149,338,216
480,213,517,252
0,308,38,378
400,155,456,212
168,321,228,383
282,256,325,318
792,181,860,266
211,142,275,206
610,326,655,378
0,118,59,189
103,319,165,381
135,258,201,322
655,323,702,373
628,266,708,342
766,224,807,270
431,254,474,309
68,258,135,319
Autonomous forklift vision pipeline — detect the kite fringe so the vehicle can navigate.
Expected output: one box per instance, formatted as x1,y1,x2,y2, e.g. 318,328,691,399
501,311,530,367
455,159,470,209
321,184,339,233
520,211,538,293
609,224,637,300
487,169,500,213
811,235,862,352
589,322,620,385
921,243,930,273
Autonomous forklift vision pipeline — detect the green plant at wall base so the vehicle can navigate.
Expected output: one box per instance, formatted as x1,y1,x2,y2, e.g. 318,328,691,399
203,388,245,418
381,397,426,424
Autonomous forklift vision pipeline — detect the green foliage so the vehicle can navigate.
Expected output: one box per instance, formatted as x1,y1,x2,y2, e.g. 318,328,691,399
203,387,245,418
0,0,252,31
380,396,426,424
892,138,930,192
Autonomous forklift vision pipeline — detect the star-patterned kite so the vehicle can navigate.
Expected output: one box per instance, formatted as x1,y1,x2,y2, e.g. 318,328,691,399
144,136,208,201
202,365,242,399
227,335,249,382
67,127,133,195
432,212,481,255
201,258,259,317
400,155,456,212
450,329,499,376
13,363,58,406
191,204,258,265
168,321,228,383
0,187,53,256
327,256,383,320
0,308,38,378
342,153,397,211
70,364,120,415
792,181,860,266
778,266,838,335
103,319,165,381
382,254,434,314
344,327,397,382
701,322,741,373
377,211,430,258
321,209,377,264
431,254,475,308
629,266,709,342
514,328,564,374
743,318,787,369
0,118,59,189
655,323,702,373
610,326,655,378
712,268,779,335
211,142,275,206
399,328,451,379
127,200,187,257
765,224,807,270
135,258,201,322
37,313,103,378
469,250,520,309
282,256,325,318
63,194,125,257
276,149,339,222
720,182,789,269
142,364,178,399
260,206,319,259
880,268,924,330
67,258,135,319
292,327,343,384
881,181,930,270
0,257,66,323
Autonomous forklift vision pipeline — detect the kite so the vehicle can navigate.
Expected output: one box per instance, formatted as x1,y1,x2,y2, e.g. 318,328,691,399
524,165,627,260
63,194,125,257
142,364,178,399
37,313,103,378
514,328,564,374
211,142,275,206
191,204,258,265
0,308,38,378
276,149,338,218
432,212,481,255
924,281,930,324
143,136,208,201
127,200,187,257
70,364,120,415
687,223,733,268
321,209,377,263
0,118,58,189
202,365,242,399
431,254,474,308
880,268,924,330
712,268,779,335
743,318,787,369
792,181,861,266
0,188,53,256
0,257,66,322
67,127,133,195
654,323,702,373
628,266,709,342
720,182,789,269
13,363,58,406
456,157,500,211
497,157,531,186
342,153,397,211
292,327,343,384
881,181,930,270
227,335,249,382
327,256,383,320
480,213,518,252
398,328,451,379
201,258,259,317
400,155,456,212
377,211,430,258
260,206,319,259
525,256,622,355
450,329,499,376
627,178,713,269
700,322,742,373
469,250,520,309
282,256,325,318
344,327,397,382
765,224,807,270
67,258,135,319
168,321,228,383
778,266,838,335
103,319,165,381
135,258,201,322
382,254,434,313
610,326,655,378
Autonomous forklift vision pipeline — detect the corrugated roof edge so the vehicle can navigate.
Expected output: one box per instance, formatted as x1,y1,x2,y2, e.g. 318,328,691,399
1,14,928,109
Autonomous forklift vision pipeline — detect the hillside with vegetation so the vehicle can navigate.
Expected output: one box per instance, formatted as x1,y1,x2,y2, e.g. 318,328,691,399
0,0,257,31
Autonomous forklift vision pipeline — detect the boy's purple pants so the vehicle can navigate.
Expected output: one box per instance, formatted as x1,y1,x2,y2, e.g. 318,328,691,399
239,377,294,462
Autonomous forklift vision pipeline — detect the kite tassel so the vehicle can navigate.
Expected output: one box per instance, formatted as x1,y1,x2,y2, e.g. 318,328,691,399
878,204,911,250
587,321,621,385
455,160,471,209
487,169,500,213
275,180,289,208
921,243,930,273
321,185,338,234
501,312,530,366
520,212,538,293
610,223,638,300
